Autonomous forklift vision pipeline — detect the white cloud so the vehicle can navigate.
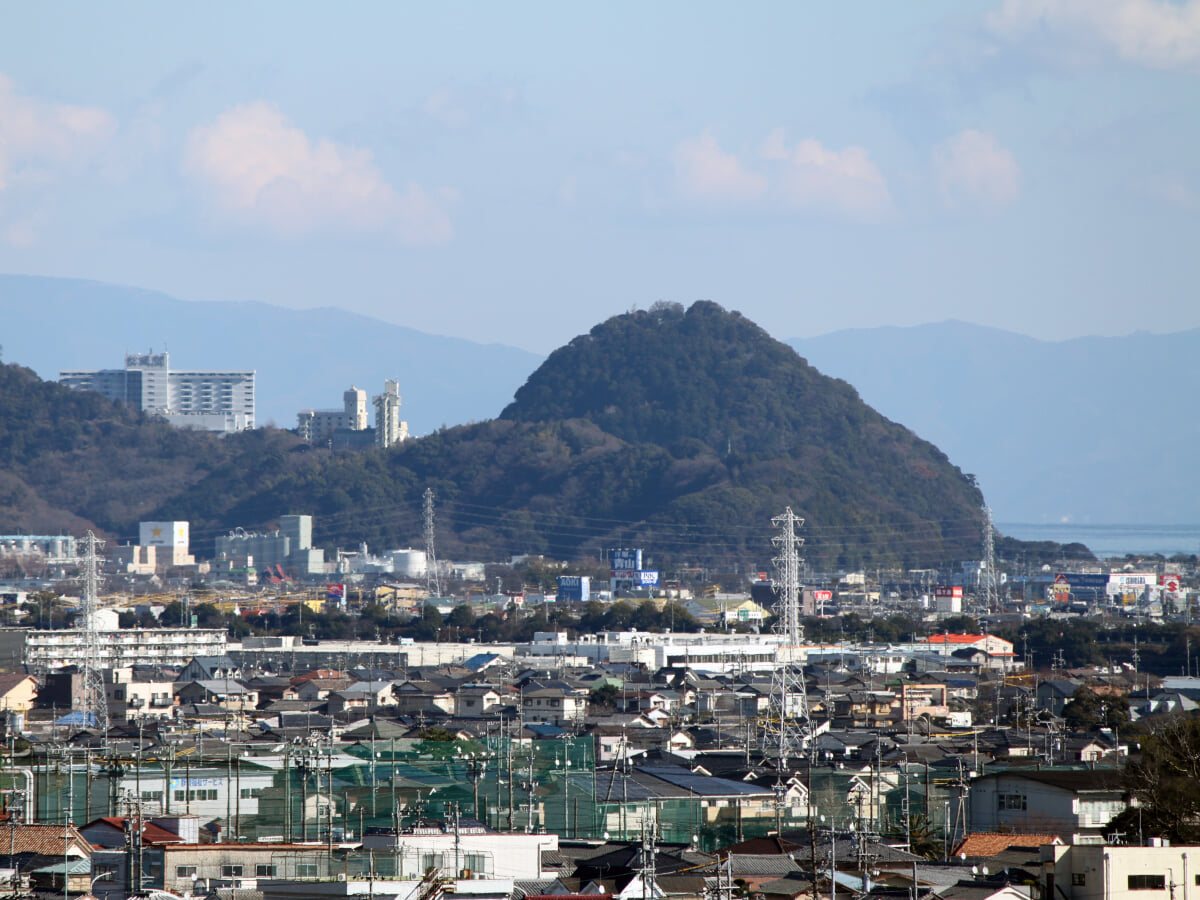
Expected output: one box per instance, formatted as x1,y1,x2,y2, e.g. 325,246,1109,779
183,102,452,243
672,130,891,221
761,129,892,221
934,130,1022,209
0,74,115,191
1143,171,1200,209
672,133,766,203
988,0,1200,71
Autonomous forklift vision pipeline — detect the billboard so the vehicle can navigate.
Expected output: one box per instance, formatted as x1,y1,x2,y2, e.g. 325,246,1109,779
637,570,659,587
609,549,643,572
557,575,591,603
140,521,188,548
1161,574,1182,594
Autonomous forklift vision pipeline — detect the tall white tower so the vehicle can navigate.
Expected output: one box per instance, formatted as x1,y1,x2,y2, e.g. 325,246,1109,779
373,380,409,448
344,386,368,430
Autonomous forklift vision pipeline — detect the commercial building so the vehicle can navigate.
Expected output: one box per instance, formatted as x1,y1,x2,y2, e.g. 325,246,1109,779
60,350,255,433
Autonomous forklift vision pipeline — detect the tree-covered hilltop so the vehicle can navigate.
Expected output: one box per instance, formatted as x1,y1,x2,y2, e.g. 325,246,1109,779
0,360,306,540
1,301,992,568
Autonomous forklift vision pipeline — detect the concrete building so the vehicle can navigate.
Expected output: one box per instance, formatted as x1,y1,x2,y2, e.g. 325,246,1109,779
298,386,369,444
1042,843,1200,900
24,626,227,674
373,380,409,448
60,350,255,433
215,514,325,577
137,521,195,567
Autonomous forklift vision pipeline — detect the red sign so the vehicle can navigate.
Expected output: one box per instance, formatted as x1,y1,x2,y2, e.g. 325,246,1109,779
812,590,833,601
1161,575,1181,593
935,586,964,598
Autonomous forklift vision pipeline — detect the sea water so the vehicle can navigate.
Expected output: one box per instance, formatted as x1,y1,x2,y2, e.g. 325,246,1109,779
998,523,1200,559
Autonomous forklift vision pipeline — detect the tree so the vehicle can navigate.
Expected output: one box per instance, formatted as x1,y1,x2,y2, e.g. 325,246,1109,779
589,683,621,711
1109,716,1200,843
1063,688,1129,732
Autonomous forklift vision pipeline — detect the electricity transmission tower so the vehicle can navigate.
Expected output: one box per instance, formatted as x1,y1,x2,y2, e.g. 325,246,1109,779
423,488,442,598
80,531,109,732
762,507,811,771
980,505,998,613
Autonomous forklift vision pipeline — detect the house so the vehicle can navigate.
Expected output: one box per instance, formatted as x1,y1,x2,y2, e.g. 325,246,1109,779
175,680,258,711
0,674,36,712
967,770,1127,843
523,686,588,727
394,680,455,715
456,685,504,718
158,843,336,893
1037,679,1082,717
178,656,241,682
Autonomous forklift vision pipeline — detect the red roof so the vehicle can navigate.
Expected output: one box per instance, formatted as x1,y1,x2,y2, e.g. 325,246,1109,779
88,818,185,845
953,832,1061,857
921,634,989,644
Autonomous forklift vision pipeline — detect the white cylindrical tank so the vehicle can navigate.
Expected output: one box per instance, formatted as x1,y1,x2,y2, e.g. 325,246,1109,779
390,548,427,577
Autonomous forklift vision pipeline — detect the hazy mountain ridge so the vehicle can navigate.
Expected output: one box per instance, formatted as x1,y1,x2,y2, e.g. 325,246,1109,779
789,321,1200,525
0,274,541,435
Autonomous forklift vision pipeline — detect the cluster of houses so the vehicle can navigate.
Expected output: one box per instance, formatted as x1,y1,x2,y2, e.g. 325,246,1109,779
0,623,1196,900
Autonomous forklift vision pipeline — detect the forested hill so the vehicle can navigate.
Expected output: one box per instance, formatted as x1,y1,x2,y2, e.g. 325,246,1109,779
503,300,871,458
0,302,988,569
0,362,304,538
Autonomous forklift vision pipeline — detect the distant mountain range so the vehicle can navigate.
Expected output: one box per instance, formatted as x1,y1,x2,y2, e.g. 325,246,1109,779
0,274,540,437
789,322,1200,526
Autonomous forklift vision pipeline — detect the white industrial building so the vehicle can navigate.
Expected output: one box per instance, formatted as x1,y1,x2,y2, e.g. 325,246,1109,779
60,350,255,433
214,514,326,576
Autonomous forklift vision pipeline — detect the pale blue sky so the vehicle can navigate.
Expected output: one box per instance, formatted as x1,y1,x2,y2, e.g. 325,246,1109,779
1,1,1197,352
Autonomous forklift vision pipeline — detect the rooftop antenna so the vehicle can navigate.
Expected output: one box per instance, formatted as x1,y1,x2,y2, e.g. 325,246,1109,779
763,508,811,772
80,531,109,735
423,488,442,598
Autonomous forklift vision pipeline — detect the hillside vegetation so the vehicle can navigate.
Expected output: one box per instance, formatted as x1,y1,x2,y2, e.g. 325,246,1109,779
0,303,987,568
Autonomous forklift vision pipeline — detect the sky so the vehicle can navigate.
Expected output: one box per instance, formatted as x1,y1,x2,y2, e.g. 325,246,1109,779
0,1,1197,354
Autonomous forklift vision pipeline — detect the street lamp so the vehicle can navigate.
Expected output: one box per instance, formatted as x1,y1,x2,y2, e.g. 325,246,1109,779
89,871,114,895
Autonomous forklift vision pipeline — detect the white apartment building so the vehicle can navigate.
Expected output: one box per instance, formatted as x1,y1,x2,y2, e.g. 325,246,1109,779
24,627,227,673
60,350,255,433
373,380,409,448
297,386,368,444
1043,843,1200,900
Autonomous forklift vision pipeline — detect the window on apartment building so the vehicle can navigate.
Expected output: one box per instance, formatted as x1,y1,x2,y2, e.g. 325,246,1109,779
176,866,198,879
255,865,277,877
1128,876,1166,891
221,865,244,877
1072,874,1086,886
297,864,319,878
464,853,487,875
997,793,1027,810
421,853,445,873
141,790,163,802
